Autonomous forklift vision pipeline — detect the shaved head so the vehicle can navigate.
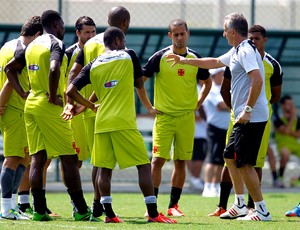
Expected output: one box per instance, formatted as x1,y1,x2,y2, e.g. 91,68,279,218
108,6,130,33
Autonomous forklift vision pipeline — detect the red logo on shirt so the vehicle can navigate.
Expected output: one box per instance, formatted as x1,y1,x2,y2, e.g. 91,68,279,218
178,69,185,76
153,146,158,153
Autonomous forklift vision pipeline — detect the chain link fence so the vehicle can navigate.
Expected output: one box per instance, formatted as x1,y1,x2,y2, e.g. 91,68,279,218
0,0,299,30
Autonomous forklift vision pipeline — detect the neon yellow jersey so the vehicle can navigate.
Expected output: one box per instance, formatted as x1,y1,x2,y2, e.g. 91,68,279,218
73,49,142,133
0,38,29,111
15,34,67,117
263,52,283,118
75,33,105,119
65,42,81,85
143,46,209,116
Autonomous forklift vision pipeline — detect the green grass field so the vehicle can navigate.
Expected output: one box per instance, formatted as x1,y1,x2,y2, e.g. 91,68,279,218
0,192,299,229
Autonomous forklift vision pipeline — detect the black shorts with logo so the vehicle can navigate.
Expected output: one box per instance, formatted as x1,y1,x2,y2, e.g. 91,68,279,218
223,121,267,168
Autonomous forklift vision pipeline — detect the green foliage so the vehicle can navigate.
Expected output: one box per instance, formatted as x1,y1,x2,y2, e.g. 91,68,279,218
0,192,299,229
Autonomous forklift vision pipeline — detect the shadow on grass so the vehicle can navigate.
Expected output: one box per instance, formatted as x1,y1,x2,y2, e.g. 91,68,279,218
123,216,211,226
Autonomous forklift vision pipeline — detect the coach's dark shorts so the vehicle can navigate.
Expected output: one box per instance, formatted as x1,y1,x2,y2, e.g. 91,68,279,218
191,138,208,161
207,124,226,165
223,121,267,168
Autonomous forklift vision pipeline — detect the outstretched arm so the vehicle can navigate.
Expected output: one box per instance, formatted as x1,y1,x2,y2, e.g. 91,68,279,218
166,54,225,69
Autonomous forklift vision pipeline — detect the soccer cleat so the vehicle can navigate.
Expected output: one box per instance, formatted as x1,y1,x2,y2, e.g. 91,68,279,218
220,204,248,219
32,212,53,221
25,207,34,218
167,204,185,217
237,210,271,221
14,205,31,219
208,207,226,217
105,215,124,223
74,210,91,221
285,203,300,217
147,213,177,223
90,214,104,222
1,209,30,220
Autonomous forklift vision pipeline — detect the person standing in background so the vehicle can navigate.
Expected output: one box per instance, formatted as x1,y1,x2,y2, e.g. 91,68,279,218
202,67,230,198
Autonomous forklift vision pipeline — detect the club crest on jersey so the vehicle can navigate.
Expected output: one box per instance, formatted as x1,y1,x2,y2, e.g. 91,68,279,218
178,68,185,76
28,65,39,71
104,80,118,88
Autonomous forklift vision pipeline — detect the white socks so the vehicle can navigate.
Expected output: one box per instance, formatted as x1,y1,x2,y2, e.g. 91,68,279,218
234,194,245,207
254,200,269,214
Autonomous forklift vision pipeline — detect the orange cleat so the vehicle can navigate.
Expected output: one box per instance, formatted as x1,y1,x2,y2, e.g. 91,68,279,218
208,207,226,217
147,213,177,223
167,204,184,217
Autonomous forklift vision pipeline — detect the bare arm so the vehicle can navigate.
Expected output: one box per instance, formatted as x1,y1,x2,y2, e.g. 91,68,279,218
135,76,162,115
48,60,63,107
0,81,14,115
220,77,232,109
166,54,225,69
217,101,230,111
66,83,97,113
270,85,282,104
196,77,212,110
4,58,28,99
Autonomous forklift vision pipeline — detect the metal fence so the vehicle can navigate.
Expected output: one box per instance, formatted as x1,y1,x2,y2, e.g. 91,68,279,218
0,0,299,30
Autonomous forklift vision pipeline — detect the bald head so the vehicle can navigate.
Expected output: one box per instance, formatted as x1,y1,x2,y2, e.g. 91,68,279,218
108,6,130,34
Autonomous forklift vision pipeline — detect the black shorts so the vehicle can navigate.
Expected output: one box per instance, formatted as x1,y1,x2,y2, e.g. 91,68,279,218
223,121,267,168
191,138,208,161
207,124,226,165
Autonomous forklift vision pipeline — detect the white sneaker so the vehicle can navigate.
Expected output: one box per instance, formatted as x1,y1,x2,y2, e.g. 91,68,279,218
190,177,204,191
237,210,271,221
202,186,218,197
220,204,248,219
1,209,30,220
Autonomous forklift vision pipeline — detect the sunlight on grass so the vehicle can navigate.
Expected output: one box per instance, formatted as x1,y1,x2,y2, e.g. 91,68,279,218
0,192,299,229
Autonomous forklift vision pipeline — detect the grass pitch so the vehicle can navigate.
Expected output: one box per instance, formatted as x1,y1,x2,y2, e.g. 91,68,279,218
0,192,299,229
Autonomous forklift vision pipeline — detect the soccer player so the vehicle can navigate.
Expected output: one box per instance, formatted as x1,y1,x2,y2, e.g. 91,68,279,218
136,19,211,216
67,26,176,224
64,16,99,220
208,24,283,217
167,13,271,221
62,6,131,220
5,10,90,221
0,16,43,220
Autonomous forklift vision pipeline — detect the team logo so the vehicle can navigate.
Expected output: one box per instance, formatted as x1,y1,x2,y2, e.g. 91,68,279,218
153,146,158,153
104,80,118,88
28,65,39,71
178,68,185,76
